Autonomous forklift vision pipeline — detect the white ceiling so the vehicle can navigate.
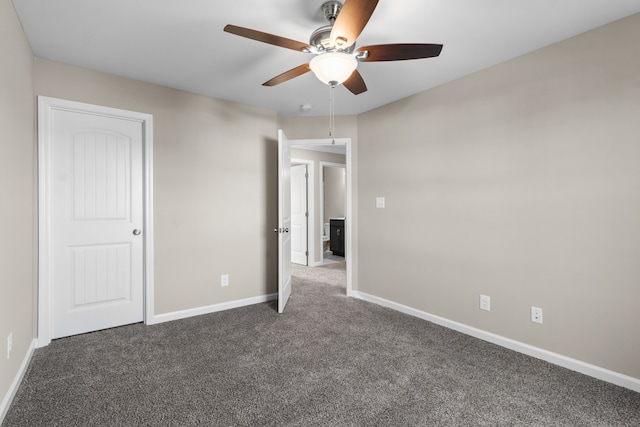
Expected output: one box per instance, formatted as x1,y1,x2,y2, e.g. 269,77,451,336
12,0,640,117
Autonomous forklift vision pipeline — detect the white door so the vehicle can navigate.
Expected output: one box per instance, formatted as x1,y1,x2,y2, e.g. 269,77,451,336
291,164,308,265
277,130,292,313
50,108,144,338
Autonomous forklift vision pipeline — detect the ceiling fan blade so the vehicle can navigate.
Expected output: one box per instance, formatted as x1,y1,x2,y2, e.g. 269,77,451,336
343,69,367,95
224,25,310,52
358,44,443,61
330,0,379,49
263,64,311,87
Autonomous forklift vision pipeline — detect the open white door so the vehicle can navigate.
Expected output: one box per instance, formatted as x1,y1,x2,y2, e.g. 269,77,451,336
277,129,292,313
291,164,308,265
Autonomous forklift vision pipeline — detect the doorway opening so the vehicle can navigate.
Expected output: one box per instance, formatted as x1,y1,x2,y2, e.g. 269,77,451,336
287,137,352,296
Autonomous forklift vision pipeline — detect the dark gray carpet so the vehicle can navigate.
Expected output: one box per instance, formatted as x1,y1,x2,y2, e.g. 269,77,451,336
3,262,639,426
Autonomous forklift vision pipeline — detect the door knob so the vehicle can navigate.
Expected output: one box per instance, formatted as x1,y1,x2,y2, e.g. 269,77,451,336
133,229,142,236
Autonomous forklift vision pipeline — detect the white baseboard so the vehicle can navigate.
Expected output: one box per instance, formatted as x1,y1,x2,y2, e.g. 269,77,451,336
352,291,640,393
148,293,277,325
0,338,36,424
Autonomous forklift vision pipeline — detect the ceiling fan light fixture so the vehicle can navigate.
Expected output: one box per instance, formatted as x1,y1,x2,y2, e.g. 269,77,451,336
309,52,357,85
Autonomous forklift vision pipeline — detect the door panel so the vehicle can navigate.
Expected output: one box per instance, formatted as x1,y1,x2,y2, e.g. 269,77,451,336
291,164,308,265
71,132,130,220
70,244,132,306
51,109,144,338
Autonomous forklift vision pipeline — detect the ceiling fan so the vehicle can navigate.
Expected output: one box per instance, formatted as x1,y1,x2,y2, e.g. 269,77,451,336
223,0,443,95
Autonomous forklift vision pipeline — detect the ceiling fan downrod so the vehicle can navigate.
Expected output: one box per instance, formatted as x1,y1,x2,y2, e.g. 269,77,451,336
322,1,342,25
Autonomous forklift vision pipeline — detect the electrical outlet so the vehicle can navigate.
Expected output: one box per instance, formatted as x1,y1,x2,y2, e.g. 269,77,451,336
221,274,229,287
7,333,12,359
479,294,491,311
531,306,543,324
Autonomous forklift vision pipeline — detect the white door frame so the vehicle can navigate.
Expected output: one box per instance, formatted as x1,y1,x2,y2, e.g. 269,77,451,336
319,161,346,265
37,96,154,347
288,137,353,296
291,159,314,266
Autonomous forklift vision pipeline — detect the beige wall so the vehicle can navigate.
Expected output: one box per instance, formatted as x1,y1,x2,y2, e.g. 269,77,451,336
0,0,35,410
324,166,346,220
278,115,357,142
34,59,279,315
358,14,640,378
290,148,346,264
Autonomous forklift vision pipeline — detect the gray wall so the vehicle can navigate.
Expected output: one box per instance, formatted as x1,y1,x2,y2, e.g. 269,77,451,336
357,13,640,378
0,0,35,407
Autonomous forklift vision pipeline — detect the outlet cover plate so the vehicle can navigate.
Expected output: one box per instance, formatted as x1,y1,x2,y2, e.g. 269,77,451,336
480,294,491,311
531,306,543,324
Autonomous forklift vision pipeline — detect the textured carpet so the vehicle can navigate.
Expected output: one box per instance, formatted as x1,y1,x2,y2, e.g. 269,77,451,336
291,261,346,285
3,263,639,426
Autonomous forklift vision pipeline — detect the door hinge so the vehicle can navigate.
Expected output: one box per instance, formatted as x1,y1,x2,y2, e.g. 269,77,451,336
305,251,308,256
305,212,309,217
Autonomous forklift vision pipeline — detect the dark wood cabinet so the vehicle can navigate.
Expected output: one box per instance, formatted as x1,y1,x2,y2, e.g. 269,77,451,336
330,218,345,257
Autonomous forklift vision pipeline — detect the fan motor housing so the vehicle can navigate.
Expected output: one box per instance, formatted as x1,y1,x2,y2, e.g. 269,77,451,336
309,25,355,53
309,25,356,53
309,25,333,50
307,1,355,53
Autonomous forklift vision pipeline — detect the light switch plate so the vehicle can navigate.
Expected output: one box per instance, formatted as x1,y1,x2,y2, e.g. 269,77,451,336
376,197,385,209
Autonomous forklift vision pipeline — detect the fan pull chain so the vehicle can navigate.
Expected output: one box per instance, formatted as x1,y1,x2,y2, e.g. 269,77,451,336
329,81,336,138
